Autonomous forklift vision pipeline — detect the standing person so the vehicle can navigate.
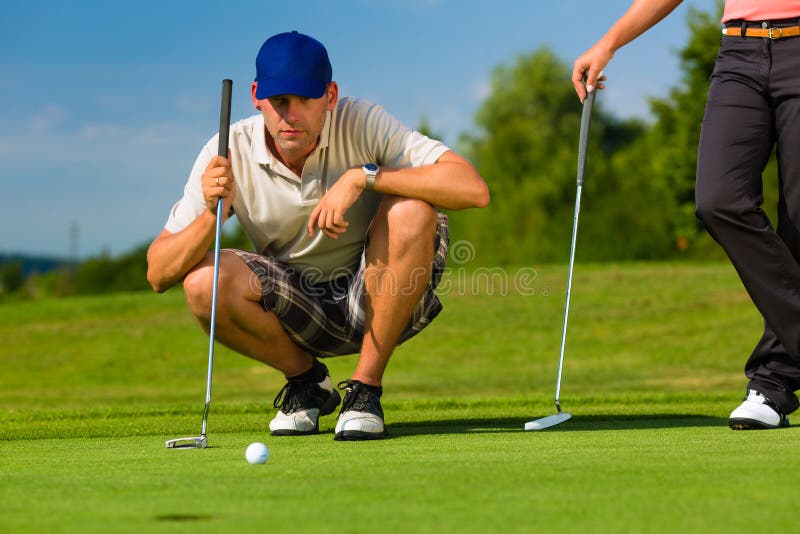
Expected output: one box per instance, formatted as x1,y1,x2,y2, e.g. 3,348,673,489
147,31,489,440
573,0,800,430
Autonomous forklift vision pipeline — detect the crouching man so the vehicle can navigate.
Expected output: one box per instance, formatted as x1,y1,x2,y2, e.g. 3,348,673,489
147,31,489,440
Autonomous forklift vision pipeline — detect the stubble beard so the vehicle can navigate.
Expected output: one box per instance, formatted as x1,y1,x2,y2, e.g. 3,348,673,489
273,115,325,163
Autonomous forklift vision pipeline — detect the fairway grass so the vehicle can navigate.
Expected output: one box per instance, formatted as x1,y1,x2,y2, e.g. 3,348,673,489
3,397,799,533
1,263,796,532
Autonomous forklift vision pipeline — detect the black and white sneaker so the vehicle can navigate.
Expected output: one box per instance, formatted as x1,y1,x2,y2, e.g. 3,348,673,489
729,389,789,430
334,380,386,441
269,373,341,436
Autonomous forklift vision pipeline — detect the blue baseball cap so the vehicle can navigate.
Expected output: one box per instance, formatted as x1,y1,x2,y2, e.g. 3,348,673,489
254,31,332,100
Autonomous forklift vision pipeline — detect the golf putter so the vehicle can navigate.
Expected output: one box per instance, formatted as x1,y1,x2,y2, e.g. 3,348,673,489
166,78,233,449
525,84,596,431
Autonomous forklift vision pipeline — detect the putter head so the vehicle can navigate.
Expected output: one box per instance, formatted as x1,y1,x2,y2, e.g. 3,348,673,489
165,436,208,449
524,412,572,431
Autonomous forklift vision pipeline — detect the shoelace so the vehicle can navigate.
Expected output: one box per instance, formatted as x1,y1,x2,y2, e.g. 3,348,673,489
273,380,312,412
337,380,374,412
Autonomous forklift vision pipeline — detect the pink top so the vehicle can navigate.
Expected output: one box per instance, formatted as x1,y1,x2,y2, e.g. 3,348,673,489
723,0,800,22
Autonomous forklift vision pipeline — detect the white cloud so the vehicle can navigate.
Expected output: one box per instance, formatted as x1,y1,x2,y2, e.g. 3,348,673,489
1,112,208,257
79,123,125,140
0,110,205,166
28,105,69,132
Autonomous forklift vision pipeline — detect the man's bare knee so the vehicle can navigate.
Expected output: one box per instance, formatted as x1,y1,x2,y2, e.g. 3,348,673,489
374,196,437,246
183,254,215,320
184,252,260,323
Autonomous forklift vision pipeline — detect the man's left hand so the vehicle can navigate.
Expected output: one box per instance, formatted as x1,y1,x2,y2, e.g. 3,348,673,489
307,168,365,239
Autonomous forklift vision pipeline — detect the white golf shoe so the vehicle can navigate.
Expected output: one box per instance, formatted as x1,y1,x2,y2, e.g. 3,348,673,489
729,389,789,430
269,375,341,436
334,380,386,440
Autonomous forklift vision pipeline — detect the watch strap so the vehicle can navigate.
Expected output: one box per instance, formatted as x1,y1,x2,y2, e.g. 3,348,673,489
363,163,379,191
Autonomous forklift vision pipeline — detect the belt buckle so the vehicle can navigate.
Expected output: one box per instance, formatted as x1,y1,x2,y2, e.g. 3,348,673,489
768,27,783,39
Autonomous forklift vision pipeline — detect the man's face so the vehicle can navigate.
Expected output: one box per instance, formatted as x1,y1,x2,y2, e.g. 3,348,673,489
252,82,338,165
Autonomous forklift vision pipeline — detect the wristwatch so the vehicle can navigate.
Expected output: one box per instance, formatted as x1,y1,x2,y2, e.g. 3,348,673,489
362,163,379,191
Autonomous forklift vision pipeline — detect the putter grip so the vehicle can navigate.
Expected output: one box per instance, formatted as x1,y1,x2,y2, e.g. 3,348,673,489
576,90,595,186
218,79,233,157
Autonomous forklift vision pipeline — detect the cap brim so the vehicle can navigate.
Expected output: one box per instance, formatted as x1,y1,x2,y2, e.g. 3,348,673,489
255,77,326,99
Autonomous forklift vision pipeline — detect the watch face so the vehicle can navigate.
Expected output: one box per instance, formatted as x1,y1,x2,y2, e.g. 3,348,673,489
364,163,379,173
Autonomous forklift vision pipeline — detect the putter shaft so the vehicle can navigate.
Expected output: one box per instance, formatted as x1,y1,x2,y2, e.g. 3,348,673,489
554,183,582,411
167,79,232,449
525,89,595,431
200,196,223,439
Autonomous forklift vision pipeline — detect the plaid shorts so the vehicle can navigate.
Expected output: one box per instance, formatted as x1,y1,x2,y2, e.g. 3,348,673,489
230,212,449,358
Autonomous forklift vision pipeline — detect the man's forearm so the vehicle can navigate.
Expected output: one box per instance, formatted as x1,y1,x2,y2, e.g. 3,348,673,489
370,151,490,210
146,210,218,293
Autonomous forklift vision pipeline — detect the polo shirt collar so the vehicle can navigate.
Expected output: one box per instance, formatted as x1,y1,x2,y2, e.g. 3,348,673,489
317,109,331,150
252,114,271,166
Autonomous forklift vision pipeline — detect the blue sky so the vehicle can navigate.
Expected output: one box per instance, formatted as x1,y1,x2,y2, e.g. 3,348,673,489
1,0,718,259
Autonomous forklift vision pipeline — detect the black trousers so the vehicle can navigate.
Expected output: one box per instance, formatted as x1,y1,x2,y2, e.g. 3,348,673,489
695,18,800,413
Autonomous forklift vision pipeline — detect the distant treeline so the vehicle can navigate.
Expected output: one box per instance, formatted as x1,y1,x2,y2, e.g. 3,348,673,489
0,254,70,277
5,2,758,302
0,246,153,299
0,229,249,300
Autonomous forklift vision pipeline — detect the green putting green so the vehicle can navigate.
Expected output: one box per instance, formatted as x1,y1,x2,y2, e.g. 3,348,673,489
2,263,797,532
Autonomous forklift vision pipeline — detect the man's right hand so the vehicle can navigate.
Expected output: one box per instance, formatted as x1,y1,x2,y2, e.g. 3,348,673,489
201,153,236,218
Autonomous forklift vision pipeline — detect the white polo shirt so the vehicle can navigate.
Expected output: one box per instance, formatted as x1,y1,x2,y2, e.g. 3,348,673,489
165,97,450,281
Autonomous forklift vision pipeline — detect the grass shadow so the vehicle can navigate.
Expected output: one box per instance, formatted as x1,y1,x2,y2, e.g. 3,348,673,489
388,414,730,437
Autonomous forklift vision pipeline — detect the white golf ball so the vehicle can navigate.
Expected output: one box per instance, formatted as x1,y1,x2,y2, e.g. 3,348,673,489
245,442,269,464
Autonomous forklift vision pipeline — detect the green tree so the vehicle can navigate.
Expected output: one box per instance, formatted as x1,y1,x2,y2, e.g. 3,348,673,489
0,261,25,295
71,245,150,295
456,47,667,264
643,1,749,257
